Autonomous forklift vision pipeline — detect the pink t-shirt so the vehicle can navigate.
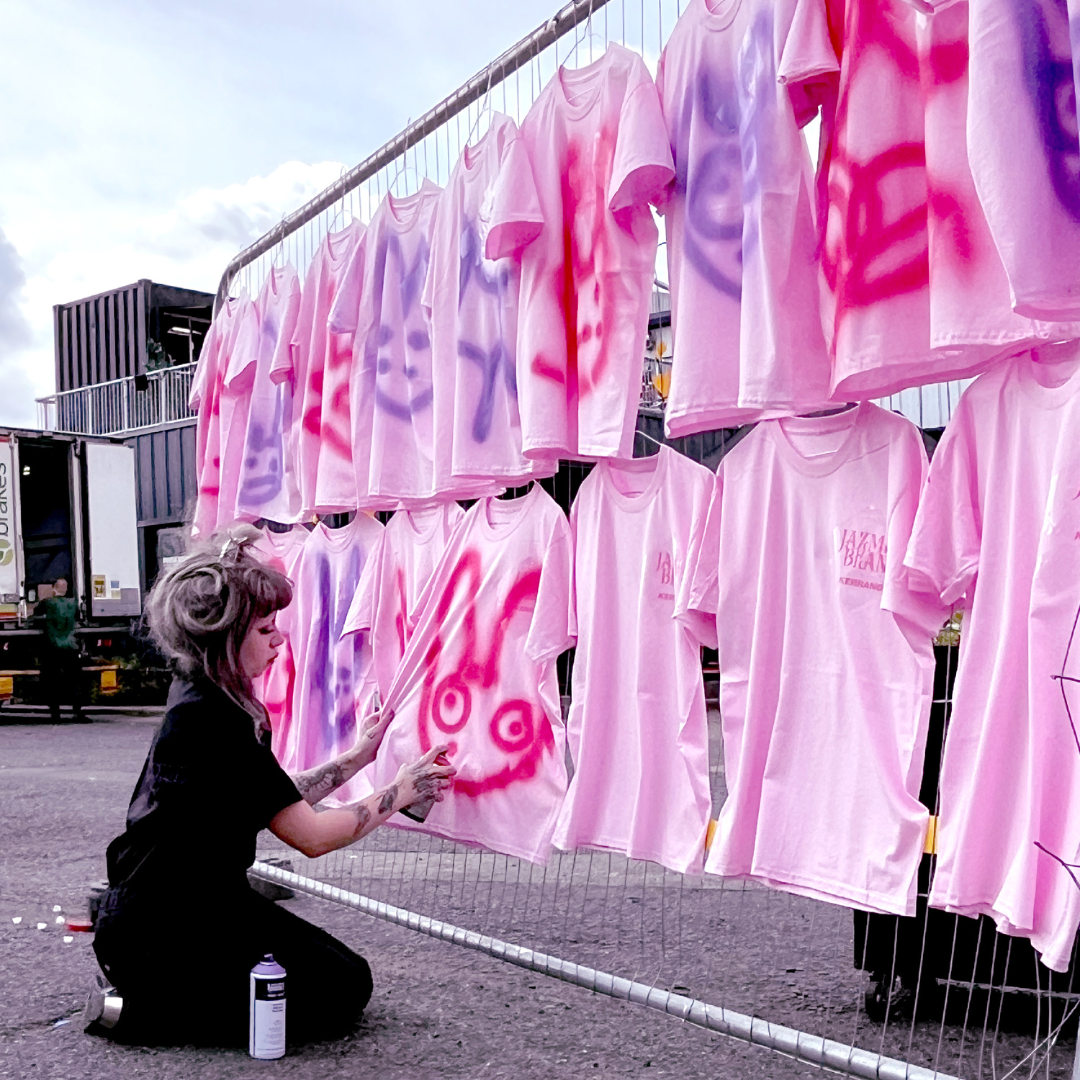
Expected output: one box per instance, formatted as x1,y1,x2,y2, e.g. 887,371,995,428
552,448,716,873
487,43,675,460
359,486,574,862
911,4,1080,368
252,524,309,764
343,501,465,701
236,264,303,524
657,0,835,436
790,0,934,398
190,293,256,537
423,113,551,489
217,310,261,532
962,0,1080,321
283,514,383,783
276,221,364,517
904,346,1080,972
330,183,463,508
682,403,944,914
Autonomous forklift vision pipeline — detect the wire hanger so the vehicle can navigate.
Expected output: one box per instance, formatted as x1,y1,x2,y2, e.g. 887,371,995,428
326,178,354,236
461,69,497,154
389,160,425,196
383,118,418,198
635,429,666,450
570,0,606,67
497,479,535,499
798,402,858,418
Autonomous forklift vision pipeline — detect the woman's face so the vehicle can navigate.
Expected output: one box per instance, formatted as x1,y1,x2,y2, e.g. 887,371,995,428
239,612,285,681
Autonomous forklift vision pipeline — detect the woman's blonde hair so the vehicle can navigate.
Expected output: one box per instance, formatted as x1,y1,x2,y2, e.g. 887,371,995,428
144,524,292,727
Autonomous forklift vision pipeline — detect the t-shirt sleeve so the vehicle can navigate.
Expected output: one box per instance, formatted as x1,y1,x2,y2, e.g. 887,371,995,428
420,199,444,321
485,126,545,261
224,303,260,392
189,325,220,410
903,402,981,609
328,240,366,336
566,498,581,645
882,423,951,637
677,467,722,620
246,737,304,825
777,0,841,128
343,532,383,637
269,275,303,386
897,0,946,11
609,79,677,214
525,513,575,665
151,699,302,827
676,468,720,649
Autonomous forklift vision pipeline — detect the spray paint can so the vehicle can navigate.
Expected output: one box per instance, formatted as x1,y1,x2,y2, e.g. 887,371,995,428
398,752,452,822
249,953,286,1059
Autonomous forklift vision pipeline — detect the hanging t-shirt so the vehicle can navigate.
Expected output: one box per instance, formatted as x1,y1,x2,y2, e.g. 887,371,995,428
657,0,835,436
359,486,574,862
252,524,309,764
904,346,1080,972
235,264,303,524
190,293,256,538
423,113,551,490
961,0,1080,321
283,514,383,784
343,501,465,701
217,310,261,533
329,183,460,508
552,448,716,874
910,3,1080,371
274,220,364,517
487,43,675,460
787,0,935,398
681,403,945,914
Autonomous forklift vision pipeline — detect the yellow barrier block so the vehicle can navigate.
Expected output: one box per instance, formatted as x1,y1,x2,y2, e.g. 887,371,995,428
924,815,938,856
0,676,12,698
100,670,118,691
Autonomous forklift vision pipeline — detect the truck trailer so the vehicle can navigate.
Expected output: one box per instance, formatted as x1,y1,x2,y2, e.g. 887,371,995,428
0,427,142,704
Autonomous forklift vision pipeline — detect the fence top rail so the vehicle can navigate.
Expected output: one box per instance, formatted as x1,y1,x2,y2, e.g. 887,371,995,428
213,0,616,314
35,361,198,406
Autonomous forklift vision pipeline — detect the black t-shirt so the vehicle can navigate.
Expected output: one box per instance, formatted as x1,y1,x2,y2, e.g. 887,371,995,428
104,677,302,915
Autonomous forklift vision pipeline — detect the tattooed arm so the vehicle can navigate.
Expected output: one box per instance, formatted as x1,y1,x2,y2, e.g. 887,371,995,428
270,744,455,858
289,705,396,806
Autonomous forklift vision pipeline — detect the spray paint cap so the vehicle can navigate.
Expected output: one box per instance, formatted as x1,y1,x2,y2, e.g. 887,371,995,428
251,953,286,977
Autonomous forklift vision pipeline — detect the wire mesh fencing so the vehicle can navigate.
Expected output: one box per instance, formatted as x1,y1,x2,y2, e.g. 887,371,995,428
253,662,1079,1079
221,0,1080,1073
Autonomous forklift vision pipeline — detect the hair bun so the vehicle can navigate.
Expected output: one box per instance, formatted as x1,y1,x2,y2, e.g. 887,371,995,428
216,524,264,562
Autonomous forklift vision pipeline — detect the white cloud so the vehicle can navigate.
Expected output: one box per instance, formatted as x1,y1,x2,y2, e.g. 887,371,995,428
8,160,346,422
0,228,38,428
147,160,349,262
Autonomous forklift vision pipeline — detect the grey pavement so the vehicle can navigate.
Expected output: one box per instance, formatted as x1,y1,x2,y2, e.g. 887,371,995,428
0,715,810,1080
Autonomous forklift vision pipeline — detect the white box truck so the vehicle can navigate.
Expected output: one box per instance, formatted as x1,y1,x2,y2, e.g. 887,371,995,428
0,428,141,626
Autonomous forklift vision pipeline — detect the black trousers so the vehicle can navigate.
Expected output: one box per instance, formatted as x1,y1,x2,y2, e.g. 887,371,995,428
92,890,372,1047
41,645,83,721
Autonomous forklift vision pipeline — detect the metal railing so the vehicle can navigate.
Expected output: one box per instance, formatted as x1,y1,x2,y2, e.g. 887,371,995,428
36,363,198,436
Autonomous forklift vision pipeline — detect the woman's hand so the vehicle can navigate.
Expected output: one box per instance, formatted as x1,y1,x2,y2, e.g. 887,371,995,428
273,745,457,857
342,701,395,773
388,744,456,813
290,703,395,805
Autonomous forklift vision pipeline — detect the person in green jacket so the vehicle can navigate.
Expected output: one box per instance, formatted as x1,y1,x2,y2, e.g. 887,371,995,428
37,577,83,722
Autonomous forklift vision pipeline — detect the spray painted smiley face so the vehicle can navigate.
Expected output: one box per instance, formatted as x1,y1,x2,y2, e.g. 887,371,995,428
416,550,555,797
367,233,435,421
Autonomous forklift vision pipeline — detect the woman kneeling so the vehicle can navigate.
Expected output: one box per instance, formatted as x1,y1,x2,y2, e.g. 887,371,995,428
87,528,453,1047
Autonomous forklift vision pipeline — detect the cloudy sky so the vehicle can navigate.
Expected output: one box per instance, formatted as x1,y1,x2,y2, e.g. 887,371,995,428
0,0,569,427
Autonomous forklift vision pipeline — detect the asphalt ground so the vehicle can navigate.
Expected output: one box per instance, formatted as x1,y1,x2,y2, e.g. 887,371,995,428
4,716,1074,1080
0,715,814,1080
